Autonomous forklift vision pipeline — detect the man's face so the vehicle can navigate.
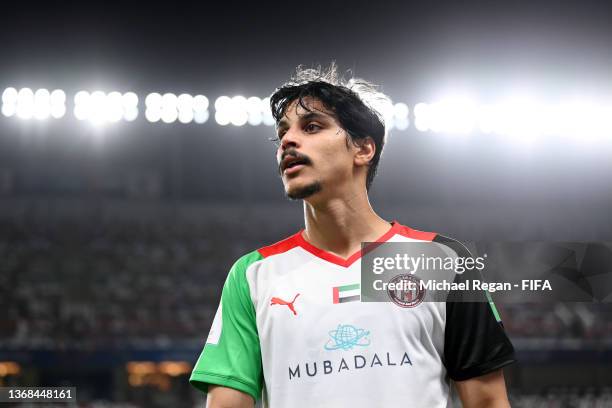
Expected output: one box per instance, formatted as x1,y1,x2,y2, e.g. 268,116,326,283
275,98,356,201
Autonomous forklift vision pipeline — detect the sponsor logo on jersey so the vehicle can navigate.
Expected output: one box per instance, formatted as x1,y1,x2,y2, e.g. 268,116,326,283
332,283,360,304
270,293,300,315
324,324,370,351
287,325,413,380
288,352,413,380
388,274,425,308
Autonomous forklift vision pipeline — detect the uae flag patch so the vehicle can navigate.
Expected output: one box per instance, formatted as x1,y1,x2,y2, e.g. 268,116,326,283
332,283,360,304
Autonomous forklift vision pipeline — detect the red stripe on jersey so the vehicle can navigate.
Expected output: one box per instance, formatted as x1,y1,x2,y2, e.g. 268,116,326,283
395,224,437,242
293,221,404,268
257,221,437,265
257,232,301,258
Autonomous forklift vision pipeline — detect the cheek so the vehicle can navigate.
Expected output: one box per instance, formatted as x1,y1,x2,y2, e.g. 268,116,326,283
319,143,353,174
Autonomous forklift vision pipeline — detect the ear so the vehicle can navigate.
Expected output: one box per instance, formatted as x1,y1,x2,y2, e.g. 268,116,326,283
353,137,376,168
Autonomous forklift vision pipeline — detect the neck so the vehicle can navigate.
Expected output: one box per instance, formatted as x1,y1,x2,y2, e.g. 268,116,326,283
301,187,391,259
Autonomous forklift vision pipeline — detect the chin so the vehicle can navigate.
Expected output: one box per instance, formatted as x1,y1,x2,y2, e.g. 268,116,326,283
285,180,323,200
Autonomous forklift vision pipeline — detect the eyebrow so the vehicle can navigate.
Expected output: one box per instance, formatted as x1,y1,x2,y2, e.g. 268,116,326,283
276,111,335,131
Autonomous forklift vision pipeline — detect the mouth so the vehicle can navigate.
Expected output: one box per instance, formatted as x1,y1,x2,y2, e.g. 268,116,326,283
281,156,309,175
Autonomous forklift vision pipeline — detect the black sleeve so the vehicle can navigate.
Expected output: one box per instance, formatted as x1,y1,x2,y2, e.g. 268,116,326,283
433,234,516,381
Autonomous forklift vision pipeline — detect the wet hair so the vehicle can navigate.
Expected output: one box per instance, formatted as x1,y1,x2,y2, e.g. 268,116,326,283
269,63,392,190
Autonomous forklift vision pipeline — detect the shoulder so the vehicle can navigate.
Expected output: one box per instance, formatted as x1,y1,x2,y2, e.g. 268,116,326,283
256,230,302,259
431,234,473,258
228,231,302,275
393,222,472,257
392,222,438,242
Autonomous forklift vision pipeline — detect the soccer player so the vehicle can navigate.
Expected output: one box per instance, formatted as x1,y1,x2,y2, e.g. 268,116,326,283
190,65,515,407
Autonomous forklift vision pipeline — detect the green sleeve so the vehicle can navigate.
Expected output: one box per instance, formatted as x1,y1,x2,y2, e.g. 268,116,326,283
189,250,264,401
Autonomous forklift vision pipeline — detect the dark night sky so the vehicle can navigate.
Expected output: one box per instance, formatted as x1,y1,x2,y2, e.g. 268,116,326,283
2,1,612,98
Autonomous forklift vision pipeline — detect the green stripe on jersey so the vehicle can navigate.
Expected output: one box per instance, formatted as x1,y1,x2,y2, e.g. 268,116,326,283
190,250,264,401
485,291,502,323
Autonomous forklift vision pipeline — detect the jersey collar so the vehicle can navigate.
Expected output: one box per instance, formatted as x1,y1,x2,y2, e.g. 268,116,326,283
293,221,402,268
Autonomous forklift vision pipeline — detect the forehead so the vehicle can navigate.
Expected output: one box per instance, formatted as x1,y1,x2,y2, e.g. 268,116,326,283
277,97,338,127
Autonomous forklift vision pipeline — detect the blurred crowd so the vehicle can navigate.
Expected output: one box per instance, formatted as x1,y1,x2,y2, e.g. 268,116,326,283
509,387,612,408
0,213,252,349
1,206,611,350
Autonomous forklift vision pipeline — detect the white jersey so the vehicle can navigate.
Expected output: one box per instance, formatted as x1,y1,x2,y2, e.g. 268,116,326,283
190,221,515,407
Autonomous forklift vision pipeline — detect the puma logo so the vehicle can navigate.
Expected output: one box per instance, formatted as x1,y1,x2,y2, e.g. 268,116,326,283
270,293,300,315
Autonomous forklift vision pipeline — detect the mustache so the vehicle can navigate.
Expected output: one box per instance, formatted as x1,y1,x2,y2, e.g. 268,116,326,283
278,149,312,175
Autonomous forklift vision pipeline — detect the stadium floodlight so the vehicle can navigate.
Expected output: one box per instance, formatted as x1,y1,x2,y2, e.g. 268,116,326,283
33,89,51,120
145,92,162,123
229,96,249,126
492,96,543,139
16,88,35,119
178,109,194,124
383,102,411,131
413,98,476,134
74,90,92,121
124,107,138,122
122,92,138,109
261,97,275,126
2,87,18,105
248,111,263,126
1,103,16,117
88,91,108,124
193,109,209,124
245,96,263,126
193,95,209,112
214,95,232,112
395,117,409,131
393,102,409,119
416,95,612,138
34,88,50,102
2,87,65,120
106,91,124,123
381,103,395,128
215,111,230,126
214,96,235,126
2,87,18,117
49,89,66,118
161,93,178,124
74,89,139,124
177,93,193,112
560,100,612,139
74,90,90,106
145,91,209,125
192,95,209,124
50,89,66,104
145,92,162,109
176,93,194,124
17,88,34,100
161,93,178,110
214,95,266,127
161,107,178,124
145,107,161,123
413,103,431,132
50,104,66,119
121,92,138,122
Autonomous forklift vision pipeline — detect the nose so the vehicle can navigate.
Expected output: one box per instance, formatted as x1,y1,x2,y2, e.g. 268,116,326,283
279,126,300,151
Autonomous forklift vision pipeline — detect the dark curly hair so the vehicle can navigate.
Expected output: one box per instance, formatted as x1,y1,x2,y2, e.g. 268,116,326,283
269,63,391,190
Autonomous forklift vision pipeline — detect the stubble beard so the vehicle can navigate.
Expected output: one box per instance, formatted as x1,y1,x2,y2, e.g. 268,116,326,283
285,181,323,200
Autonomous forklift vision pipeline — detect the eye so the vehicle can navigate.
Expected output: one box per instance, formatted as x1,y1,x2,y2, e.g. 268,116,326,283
304,123,321,133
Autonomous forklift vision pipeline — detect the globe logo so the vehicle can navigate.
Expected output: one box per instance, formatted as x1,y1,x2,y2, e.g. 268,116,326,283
324,324,371,351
